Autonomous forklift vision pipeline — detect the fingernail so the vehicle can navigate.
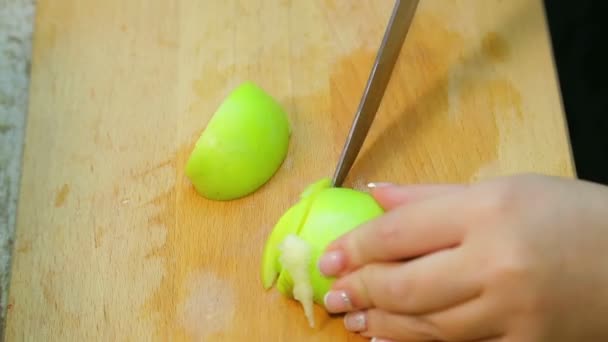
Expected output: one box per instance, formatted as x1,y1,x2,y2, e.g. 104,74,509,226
344,311,367,332
367,182,394,189
318,250,345,276
323,290,352,313
371,338,392,342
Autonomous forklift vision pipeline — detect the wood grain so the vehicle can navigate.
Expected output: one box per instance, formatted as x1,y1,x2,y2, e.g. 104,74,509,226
6,0,574,340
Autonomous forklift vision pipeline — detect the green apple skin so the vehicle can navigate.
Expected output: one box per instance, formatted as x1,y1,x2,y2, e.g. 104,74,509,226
185,81,291,201
297,188,384,304
261,178,332,289
261,178,384,306
261,199,309,289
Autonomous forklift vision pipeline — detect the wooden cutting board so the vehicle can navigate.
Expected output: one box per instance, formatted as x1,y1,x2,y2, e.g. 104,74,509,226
6,0,574,340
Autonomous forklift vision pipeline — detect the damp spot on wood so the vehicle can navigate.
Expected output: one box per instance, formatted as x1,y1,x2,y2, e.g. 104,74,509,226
15,239,32,254
177,272,235,340
334,12,503,184
482,31,510,63
54,184,70,207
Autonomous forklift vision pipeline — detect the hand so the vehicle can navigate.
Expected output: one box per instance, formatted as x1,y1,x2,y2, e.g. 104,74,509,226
318,174,608,342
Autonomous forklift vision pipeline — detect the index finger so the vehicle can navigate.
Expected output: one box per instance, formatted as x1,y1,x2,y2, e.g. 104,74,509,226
370,183,466,210
318,188,472,276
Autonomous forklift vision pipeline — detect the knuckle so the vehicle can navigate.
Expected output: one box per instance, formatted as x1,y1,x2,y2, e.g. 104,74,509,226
347,231,372,267
482,174,549,217
484,247,550,319
353,265,413,311
488,250,529,284
349,267,378,308
343,280,366,309
485,251,535,309
358,268,374,302
486,181,521,215
377,223,401,243
386,275,408,302
389,271,418,310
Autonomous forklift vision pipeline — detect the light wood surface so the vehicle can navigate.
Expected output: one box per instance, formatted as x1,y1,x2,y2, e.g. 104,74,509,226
6,0,574,340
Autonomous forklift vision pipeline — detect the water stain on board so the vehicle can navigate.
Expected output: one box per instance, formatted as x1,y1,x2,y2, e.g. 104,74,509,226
460,79,523,122
340,13,521,184
39,270,81,327
54,184,70,207
141,142,238,340
177,271,236,341
482,31,510,63
41,271,58,307
141,137,321,339
15,239,32,254
93,226,104,249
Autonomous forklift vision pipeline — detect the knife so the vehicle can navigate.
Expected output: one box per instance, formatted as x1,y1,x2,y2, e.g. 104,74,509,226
331,0,420,187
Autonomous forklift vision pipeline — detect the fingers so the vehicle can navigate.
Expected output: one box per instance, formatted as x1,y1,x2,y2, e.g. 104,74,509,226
369,183,466,211
324,248,481,315
319,189,472,276
343,300,503,342
345,309,437,341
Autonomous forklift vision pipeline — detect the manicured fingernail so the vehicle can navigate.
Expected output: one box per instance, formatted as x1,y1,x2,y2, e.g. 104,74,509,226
371,338,392,342
367,182,393,189
318,250,345,276
344,311,367,332
323,290,352,313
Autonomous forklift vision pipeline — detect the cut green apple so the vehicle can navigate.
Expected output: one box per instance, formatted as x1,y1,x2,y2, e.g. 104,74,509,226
185,81,291,201
261,178,384,327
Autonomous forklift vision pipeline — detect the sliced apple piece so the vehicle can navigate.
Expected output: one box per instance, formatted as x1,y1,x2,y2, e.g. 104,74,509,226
185,81,291,201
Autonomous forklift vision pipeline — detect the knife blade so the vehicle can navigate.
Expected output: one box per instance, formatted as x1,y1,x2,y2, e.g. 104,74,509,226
331,0,419,187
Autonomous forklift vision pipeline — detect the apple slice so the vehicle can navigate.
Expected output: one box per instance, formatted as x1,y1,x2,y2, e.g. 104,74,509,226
185,81,291,201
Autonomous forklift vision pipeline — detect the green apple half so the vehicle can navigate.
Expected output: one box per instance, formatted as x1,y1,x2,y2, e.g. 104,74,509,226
185,81,291,201
261,178,384,327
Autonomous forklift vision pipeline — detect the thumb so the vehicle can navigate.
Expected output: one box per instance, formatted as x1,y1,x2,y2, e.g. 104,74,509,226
368,183,466,210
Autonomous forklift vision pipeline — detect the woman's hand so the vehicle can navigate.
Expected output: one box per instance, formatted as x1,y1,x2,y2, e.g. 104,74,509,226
318,174,608,342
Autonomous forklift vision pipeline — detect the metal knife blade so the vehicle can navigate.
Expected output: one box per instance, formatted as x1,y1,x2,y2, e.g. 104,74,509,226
331,0,419,187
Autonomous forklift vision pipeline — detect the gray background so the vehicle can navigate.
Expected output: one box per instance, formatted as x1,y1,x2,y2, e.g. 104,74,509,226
0,0,34,330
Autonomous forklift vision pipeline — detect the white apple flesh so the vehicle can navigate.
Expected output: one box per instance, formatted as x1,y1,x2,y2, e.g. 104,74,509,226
279,234,315,327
